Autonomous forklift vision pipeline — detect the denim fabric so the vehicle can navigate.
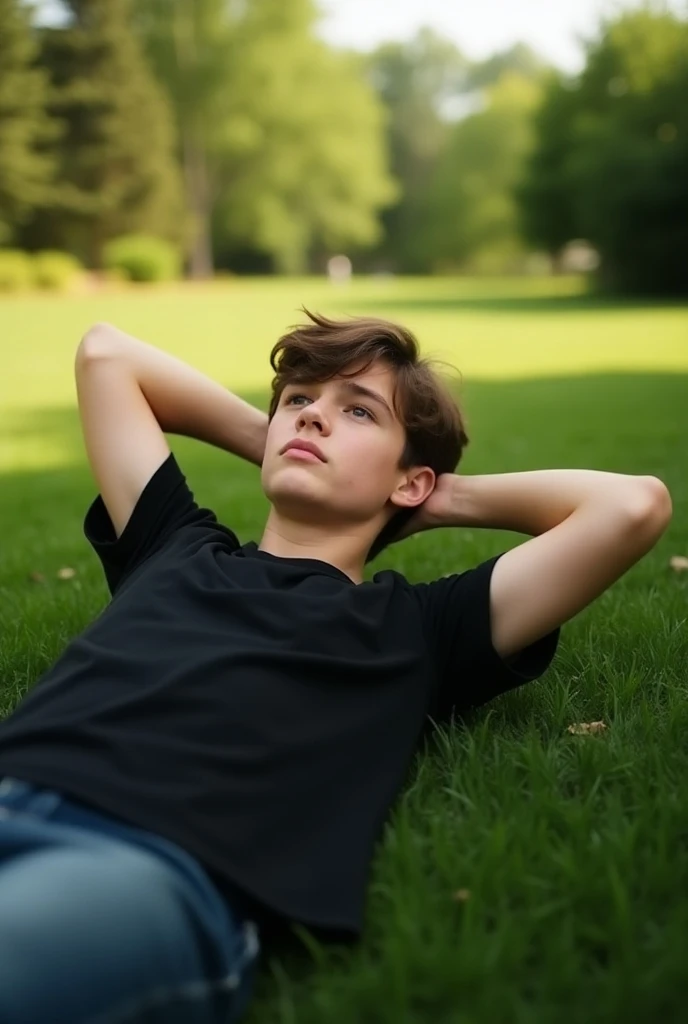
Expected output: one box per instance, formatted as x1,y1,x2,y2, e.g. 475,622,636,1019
0,776,260,1024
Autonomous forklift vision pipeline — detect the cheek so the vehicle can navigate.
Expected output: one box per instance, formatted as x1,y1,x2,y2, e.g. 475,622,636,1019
338,432,400,488
264,417,287,456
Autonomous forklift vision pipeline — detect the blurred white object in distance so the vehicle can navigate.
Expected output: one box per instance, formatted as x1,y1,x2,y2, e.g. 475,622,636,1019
327,254,352,285
560,240,600,273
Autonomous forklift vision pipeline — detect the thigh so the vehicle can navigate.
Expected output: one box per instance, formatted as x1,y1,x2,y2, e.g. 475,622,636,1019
0,809,256,1024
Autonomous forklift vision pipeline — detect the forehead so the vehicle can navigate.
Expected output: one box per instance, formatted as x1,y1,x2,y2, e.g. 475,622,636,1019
317,358,397,398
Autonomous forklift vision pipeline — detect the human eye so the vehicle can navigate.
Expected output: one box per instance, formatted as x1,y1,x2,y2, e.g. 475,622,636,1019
284,393,311,407
349,405,375,421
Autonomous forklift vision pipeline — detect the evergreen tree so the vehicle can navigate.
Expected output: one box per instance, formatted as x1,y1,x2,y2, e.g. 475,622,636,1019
0,0,54,244
33,0,183,267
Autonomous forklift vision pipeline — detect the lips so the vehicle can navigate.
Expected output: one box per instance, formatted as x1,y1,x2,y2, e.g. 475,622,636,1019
280,439,327,462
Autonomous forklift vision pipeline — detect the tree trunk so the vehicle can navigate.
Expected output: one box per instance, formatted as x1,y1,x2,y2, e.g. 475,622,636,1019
183,132,214,279
550,248,565,275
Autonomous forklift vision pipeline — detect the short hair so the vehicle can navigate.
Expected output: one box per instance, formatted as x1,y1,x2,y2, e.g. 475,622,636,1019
268,307,469,559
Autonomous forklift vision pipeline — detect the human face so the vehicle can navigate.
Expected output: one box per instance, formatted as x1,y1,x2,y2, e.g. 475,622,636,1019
261,360,428,527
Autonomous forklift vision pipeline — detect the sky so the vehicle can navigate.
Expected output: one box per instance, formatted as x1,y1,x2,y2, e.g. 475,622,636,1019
316,0,686,71
34,0,686,71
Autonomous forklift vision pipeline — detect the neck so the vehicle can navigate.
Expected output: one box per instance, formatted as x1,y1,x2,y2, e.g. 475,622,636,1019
258,509,383,584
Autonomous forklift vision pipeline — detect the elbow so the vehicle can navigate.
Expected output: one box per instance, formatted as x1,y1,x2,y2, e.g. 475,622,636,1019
76,322,119,364
625,476,673,536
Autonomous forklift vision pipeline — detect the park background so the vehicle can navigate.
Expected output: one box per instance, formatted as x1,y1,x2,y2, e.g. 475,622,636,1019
1,1,688,1021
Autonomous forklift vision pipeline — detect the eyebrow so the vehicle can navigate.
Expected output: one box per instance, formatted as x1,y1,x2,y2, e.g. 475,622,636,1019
338,380,394,419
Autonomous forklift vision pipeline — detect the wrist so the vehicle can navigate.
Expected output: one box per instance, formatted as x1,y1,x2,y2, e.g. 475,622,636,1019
441,474,479,528
246,414,269,467
216,403,268,467
421,473,474,530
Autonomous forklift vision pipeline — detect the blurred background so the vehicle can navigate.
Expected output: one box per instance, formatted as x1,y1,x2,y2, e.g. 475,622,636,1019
1,0,686,294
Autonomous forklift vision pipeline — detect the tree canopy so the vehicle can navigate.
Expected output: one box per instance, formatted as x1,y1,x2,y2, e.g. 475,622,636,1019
1,2,685,294
518,8,688,294
137,0,395,275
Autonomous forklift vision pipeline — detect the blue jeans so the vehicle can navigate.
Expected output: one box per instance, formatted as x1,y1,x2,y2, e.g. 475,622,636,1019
0,776,261,1024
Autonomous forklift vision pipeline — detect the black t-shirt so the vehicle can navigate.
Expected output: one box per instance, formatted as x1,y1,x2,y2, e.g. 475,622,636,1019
0,454,559,941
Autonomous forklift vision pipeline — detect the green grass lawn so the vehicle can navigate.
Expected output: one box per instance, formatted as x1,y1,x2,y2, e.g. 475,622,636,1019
1,276,688,1022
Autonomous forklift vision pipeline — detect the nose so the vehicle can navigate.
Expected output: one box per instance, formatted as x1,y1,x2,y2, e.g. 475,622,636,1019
297,398,331,435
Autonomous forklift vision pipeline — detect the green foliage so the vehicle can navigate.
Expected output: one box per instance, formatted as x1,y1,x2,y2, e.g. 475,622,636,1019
365,33,550,273
0,0,55,245
213,21,397,274
518,8,688,294
0,248,81,291
364,29,467,273
137,0,396,276
417,74,542,273
102,234,181,282
29,0,184,268
32,250,82,290
0,248,32,291
465,41,548,92
572,10,688,294
515,73,580,261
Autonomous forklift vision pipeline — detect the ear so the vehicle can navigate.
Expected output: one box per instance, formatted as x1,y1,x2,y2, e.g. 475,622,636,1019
389,465,436,510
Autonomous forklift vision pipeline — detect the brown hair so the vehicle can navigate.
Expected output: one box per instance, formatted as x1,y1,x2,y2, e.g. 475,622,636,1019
269,308,469,558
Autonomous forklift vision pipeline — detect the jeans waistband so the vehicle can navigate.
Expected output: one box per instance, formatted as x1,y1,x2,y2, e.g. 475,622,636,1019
0,775,260,931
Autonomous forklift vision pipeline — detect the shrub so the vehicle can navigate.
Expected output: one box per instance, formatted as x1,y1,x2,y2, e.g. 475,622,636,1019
103,235,181,283
0,250,33,292
33,251,83,291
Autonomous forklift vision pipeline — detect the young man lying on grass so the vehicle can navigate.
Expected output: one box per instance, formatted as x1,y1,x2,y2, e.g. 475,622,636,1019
0,311,672,1024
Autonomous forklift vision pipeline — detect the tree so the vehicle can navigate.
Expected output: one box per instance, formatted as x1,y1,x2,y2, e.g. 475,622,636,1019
517,8,688,294
214,1,396,274
134,0,237,277
419,73,542,272
0,0,54,244
365,28,468,272
571,9,688,293
466,42,548,91
365,33,550,272
515,73,580,267
137,0,396,275
29,0,183,267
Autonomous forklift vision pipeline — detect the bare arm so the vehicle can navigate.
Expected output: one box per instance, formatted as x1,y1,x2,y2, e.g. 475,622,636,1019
76,322,268,538
78,322,268,464
404,469,672,659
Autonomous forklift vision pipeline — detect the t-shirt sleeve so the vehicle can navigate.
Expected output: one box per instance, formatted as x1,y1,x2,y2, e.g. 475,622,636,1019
412,553,560,723
83,452,238,596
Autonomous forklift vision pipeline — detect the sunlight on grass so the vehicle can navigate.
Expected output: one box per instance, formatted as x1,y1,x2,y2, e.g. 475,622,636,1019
0,420,82,473
2,277,687,425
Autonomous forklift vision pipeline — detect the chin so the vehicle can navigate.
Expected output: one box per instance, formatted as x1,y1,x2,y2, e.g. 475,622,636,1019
264,470,329,513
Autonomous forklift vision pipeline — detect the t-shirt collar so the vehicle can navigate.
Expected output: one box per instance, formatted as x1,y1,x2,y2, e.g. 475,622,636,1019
240,541,356,584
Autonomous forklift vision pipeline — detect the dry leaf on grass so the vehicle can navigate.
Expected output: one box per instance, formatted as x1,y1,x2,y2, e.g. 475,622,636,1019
28,571,46,584
452,889,471,902
567,721,607,735
669,555,688,572
56,567,77,580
